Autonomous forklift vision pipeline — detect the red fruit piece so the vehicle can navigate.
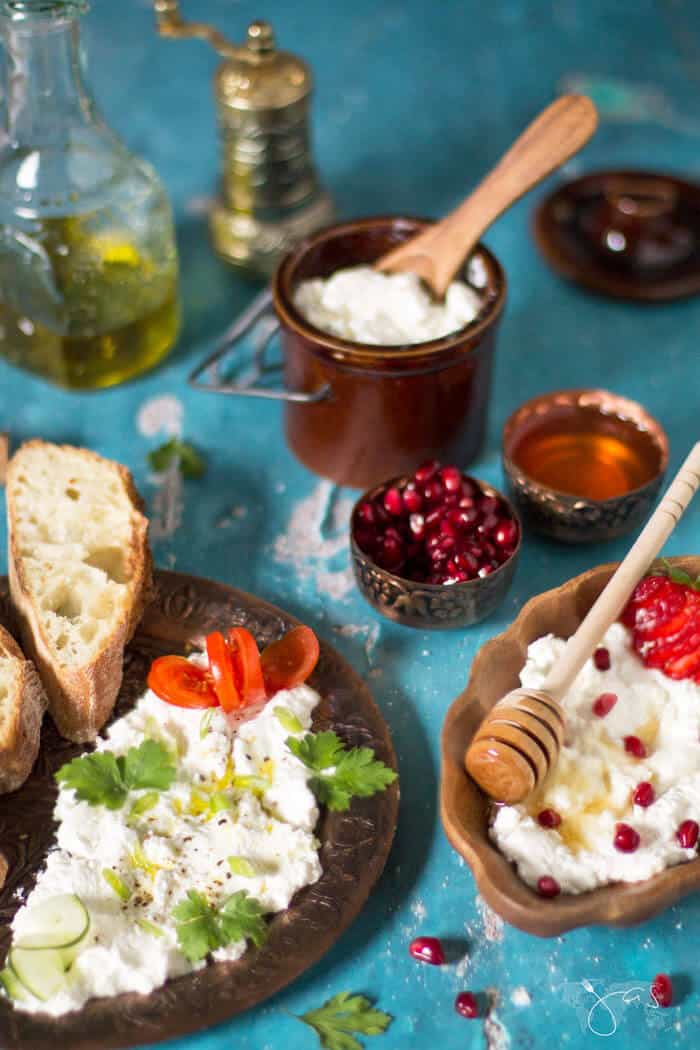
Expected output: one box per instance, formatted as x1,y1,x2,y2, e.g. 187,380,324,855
383,486,404,517
413,459,439,484
665,647,700,680
402,485,423,513
593,647,611,671
614,823,640,852
677,819,699,849
440,465,463,492
622,576,685,633
493,519,518,549
409,936,445,965
355,501,376,526
633,782,655,807
592,692,617,717
537,875,561,898
624,735,647,759
650,973,673,1008
454,992,479,1019
537,808,562,828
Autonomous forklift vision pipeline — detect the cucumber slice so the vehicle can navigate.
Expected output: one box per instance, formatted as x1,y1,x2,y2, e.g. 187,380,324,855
0,966,28,1001
8,948,67,1001
14,894,90,959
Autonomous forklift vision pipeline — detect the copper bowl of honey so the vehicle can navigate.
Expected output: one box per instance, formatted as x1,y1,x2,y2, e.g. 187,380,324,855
502,389,669,543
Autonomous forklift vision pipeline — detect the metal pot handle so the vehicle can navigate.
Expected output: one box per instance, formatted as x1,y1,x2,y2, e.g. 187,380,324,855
188,288,331,403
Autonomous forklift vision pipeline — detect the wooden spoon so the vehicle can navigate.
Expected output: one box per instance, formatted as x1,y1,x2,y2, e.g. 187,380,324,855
376,94,598,298
465,441,700,805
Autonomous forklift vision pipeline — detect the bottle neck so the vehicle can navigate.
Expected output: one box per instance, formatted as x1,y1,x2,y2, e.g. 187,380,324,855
2,6,94,145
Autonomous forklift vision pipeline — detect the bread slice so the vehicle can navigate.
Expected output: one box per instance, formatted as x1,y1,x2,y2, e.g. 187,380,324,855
0,624,46,792
7,441,153,743
0,852,7,890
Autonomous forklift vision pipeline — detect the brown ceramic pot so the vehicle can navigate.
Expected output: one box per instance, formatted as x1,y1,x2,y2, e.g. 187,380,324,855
271,216,506,489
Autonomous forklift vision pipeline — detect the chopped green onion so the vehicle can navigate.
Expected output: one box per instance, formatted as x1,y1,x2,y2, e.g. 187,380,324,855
227,856,257,878
137,918,165,938
102,868,131,902
127,791,160,824
274,707,303,734
209,791,231,815
233,774,270,792
199,709,215,740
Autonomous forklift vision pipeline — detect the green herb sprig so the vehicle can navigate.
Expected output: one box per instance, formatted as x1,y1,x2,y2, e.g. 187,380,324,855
172,889,267,963
296,992,393,1050
287,731,397,812
148,438,205,480
55,740,176,810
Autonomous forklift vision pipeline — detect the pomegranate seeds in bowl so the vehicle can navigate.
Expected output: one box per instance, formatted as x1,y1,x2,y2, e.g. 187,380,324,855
350,462,521,628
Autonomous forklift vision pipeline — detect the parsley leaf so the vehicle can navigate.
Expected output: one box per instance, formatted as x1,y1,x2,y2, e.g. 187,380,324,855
297,992,393,1050
148,438,206,480
172,889,268,962
55,740,176,810
120,739,177,791
287,732,397,812
172,890,223,963
56,751,126,809
219,891,267,948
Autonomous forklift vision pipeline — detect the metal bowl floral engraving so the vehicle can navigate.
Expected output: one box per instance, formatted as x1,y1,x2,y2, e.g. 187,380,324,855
0,571,399,1050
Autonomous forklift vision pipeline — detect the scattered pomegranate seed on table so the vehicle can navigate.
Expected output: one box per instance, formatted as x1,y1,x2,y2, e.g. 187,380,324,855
454,991,479,1019
593,646,611,671
614,823,641,852
592,692,618,717
650,973,673,1008
676,819,699,849
408,936,445,966
352,461,519,585
633,781,655,807
624,735,647,759
537,808,562,829
537,875,561,898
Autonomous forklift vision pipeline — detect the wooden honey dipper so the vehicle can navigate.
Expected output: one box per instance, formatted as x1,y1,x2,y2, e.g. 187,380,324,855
465,442,700,804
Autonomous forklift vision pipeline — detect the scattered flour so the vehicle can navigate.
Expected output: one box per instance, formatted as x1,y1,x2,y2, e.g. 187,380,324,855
476,895,505,943
411,898,427,922
333,622,380,663
484,989,511,1050
136,394,183,438
510,986,531,1007
273,481,354,602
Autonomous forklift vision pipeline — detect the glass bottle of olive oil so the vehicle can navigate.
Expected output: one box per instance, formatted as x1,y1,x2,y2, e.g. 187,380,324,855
0,0,180,389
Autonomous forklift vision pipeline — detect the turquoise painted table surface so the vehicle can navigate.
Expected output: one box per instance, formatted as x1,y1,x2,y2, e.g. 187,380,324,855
2,1,700,1047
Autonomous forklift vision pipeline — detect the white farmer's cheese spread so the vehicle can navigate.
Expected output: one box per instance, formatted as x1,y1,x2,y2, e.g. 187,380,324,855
293,265,483,345
490,623,700,894
9,676,322,1016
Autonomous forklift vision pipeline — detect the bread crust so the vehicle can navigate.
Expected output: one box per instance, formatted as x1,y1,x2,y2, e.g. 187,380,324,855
0,623,47,793
0,852,7,891
7,441,153,744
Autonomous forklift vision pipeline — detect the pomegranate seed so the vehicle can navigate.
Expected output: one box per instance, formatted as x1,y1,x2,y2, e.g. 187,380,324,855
402,485,423,513
373,501,390,525
537,875,561,898
422,479,444,504
440,465,463,492
493,519,518,548
409,936,445,965
479,496,501,517
383,487,403,516
592,692,618,717
424,507,444,531
454,991,479,1019
409,513,425,539
453,507,478,529
413,459,439,484
593,646,611,671
444,571,469,585
478,564,495,577
377,535,404,571
537,808,562,828
650,973,673,1008
353,527,377,554
454,551,478,575
440,516,459,537
633,782,655,807
677,819,699,849
614,822,640,852
624,735,647,759
356,501,376,526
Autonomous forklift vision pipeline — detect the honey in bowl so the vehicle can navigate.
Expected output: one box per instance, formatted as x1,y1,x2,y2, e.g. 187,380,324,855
509,402,663,501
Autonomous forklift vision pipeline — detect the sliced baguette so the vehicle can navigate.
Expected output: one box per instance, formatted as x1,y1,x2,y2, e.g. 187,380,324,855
0,623,46,793
0,852,7,891
7,441,153,743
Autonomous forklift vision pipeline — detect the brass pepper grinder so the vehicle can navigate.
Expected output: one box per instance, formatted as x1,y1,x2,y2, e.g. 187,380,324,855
153,1,334,277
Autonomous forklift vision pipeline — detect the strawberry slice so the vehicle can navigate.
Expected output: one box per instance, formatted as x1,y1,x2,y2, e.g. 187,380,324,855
664,647,700,680
623,572,700,683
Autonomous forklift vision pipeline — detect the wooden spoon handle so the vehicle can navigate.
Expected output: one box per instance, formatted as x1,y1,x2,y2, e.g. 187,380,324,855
543,442,700,701
376,94,598,297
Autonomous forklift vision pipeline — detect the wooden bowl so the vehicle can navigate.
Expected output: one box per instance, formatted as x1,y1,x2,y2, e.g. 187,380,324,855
440,555,700,937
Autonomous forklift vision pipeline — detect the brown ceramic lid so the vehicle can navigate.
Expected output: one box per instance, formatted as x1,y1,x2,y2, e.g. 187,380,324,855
533,169,700,301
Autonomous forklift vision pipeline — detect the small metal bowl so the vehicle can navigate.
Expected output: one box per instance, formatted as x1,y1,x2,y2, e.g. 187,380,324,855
350,474,521,630
502,389,669,543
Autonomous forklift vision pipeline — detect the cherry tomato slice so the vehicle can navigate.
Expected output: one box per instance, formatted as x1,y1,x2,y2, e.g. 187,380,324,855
147,655,218,709
206,631,241,711
260,625,320,695
227,627,266,707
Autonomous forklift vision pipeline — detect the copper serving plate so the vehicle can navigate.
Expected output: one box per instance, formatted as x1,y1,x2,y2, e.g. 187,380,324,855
440,556,700,937
0,571,399,1050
